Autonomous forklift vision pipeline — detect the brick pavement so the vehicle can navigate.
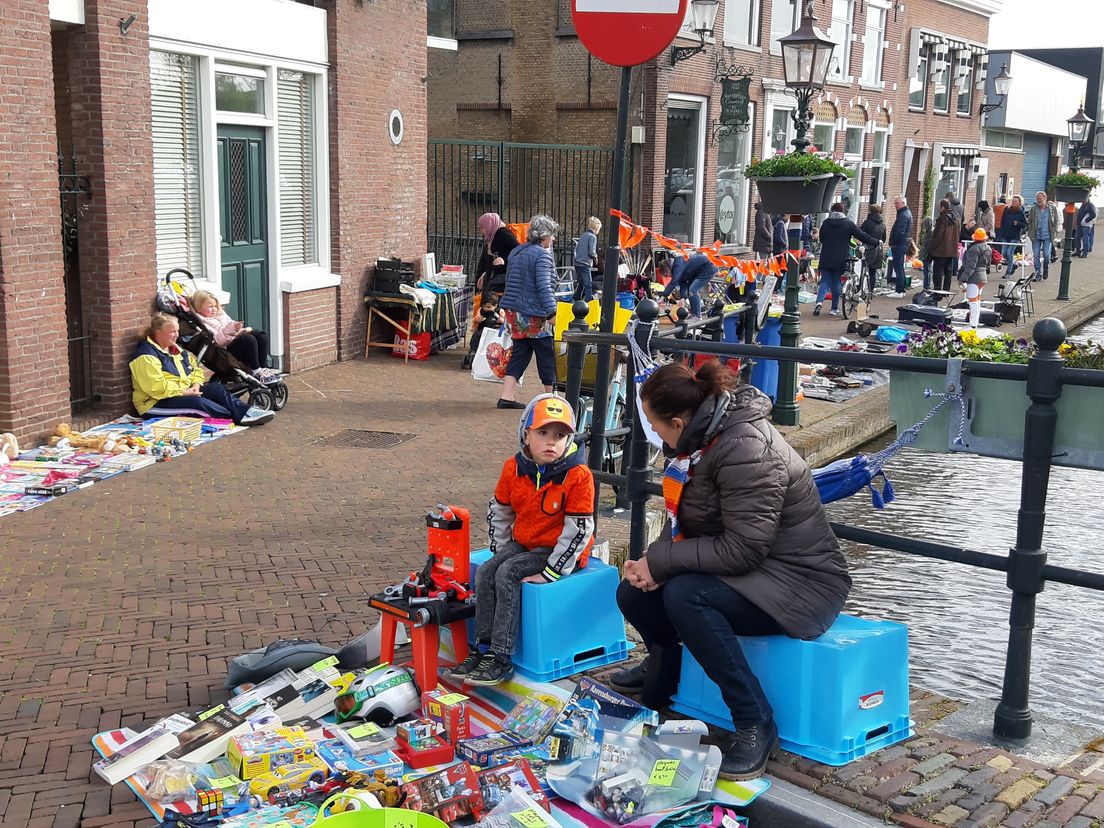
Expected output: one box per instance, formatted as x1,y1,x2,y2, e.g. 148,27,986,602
1,253,1103,826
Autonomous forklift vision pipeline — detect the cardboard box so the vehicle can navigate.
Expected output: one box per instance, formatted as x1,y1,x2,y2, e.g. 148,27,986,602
227,725,316,780
422,689,470,742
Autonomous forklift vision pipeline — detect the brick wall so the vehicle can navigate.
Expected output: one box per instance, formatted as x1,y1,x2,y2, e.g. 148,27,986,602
66,0,158,412
0,3,70,442
322,0,429,361
982,150,1024,202
283,288,339,373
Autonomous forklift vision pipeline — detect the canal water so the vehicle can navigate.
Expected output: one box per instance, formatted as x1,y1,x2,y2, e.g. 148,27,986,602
829,315,1104,729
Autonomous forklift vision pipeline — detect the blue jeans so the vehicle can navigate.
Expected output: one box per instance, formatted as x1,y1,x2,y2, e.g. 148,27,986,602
1033,235,1050,277
474,542,550,656
922,258,932,290
816,269,843,311
890,247,908,293
143,382,251,424
686,274,713,317
573,264,593,301
1075,225,1095,255
616,573,781,727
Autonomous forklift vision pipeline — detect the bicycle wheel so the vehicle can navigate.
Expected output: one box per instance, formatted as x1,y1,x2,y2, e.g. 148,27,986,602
840,270,858,319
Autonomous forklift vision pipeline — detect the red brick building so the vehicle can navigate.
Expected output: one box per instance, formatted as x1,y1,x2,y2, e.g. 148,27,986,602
0,0,428,441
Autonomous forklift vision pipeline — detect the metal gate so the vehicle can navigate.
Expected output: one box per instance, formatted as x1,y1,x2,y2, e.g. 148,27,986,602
59,148,93,414
427,140,614,279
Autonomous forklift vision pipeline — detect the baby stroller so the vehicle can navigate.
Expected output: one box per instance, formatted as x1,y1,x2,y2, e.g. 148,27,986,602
156,268,289,411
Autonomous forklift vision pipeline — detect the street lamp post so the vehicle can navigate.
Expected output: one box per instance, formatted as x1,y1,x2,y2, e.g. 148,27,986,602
1057,105,1093,301
771,0,835,427
670,0,720,65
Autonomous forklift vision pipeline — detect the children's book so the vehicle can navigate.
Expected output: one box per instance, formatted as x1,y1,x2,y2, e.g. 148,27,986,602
164,707,250,765
401,761,487,823
332,721,397,757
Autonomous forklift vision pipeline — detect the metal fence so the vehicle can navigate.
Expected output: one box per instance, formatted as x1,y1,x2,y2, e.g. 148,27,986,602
562,299,1104,742
427,140,614,278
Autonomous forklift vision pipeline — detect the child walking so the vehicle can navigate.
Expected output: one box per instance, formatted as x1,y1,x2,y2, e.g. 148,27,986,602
191,290,280,382
450,395,595,686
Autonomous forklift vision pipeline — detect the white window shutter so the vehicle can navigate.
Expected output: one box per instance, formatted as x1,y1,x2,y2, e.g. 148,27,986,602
150,51,204,280
278,70,317,269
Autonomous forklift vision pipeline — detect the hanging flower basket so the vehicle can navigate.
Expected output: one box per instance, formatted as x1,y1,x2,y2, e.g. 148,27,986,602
1050,172,1100,204
819,173,848,212
753,174,834,215
1053,184,1091,204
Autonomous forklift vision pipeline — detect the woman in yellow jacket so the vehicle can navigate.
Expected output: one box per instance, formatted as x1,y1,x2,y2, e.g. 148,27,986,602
130,314,274,426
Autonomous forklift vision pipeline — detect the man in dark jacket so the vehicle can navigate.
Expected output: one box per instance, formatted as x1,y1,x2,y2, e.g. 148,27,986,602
814,204,880,316
998,195,1028,275
658,252,718,318
1076,198,1097,257
772,214,787,255
859,205,887,290
752,203,773,257
888,196,914,296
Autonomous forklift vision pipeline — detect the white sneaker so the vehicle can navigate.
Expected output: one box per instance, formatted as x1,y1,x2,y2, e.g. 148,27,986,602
829,309,841,316
240,406,275,426
886,291,905,299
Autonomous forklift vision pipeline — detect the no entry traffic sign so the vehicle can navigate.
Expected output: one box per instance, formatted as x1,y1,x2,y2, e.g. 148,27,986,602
572,0,689,67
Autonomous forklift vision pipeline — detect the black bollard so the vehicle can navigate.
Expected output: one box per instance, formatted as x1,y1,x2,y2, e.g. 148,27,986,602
994,317,1066,740
564,300,591,420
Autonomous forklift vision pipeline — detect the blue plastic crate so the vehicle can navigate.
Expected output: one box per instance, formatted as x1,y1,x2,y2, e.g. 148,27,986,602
671,614,912,766
468,548,631,681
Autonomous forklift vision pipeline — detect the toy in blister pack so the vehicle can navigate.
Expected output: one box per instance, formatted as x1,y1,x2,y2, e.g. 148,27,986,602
476,759,549,812
564,677,659,735
400,760,487,824
456,696,562,767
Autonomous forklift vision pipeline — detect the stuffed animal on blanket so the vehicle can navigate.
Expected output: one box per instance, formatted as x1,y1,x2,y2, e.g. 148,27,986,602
0,433,17,461
47,423,108,453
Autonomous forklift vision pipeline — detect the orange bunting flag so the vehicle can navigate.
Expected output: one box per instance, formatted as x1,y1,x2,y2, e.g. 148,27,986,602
507,223,529,244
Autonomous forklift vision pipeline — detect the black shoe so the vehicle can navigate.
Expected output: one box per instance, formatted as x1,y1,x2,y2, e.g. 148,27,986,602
447,649,484,680
813,303,822,317
497,399,525,410
719,718,779,781
609,657,650,693
465,653,514,686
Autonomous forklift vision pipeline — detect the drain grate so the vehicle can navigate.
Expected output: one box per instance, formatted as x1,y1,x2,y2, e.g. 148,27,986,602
311,429,416,449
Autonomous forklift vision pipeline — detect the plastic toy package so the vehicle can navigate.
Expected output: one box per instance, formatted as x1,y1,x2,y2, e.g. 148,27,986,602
547,731,708,825
477,787,565,828
135,759,199,804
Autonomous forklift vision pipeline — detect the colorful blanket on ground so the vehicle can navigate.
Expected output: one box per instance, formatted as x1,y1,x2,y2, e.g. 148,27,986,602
92,661,768,823
0,415,243,518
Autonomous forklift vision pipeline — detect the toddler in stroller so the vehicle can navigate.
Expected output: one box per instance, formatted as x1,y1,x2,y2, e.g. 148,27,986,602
156,269,289,412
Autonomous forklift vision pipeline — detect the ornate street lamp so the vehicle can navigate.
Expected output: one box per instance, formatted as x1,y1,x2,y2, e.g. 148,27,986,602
670,0,720,65
777,0,836,153
979,63,1013,115
1057,105,1095,300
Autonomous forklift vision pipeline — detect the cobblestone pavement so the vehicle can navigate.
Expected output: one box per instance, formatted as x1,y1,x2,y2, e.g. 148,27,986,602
1,255,1104,826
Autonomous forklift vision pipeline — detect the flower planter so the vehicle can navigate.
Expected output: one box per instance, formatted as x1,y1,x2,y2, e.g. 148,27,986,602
819,173,848,212
1053,184,1091,204
889,370,1104,470
752,173,834,215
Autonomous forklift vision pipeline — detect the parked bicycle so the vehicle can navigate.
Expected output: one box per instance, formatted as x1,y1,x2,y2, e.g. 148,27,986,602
840,244,875,320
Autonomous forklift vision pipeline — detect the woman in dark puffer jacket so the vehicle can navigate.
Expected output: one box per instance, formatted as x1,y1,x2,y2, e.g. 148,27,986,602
611,361,851,781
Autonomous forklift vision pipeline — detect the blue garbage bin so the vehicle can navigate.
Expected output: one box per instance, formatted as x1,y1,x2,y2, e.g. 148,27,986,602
750,316,782,401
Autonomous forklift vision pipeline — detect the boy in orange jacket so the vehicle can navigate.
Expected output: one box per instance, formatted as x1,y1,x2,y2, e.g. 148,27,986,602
451,395,595,686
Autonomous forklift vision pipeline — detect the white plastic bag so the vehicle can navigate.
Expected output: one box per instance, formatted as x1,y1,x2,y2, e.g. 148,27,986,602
472,326,512,383
477,787,561,828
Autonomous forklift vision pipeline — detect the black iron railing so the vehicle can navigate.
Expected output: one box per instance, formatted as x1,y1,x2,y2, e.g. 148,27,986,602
563,298,1104,741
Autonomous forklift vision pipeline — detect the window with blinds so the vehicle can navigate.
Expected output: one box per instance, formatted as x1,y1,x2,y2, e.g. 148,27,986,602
278,70,317,268
150,50,204,279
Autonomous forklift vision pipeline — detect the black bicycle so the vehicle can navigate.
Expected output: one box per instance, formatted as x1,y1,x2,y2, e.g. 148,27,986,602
840,246,874,320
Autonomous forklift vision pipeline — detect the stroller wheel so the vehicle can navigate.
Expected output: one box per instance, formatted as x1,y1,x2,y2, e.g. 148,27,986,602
249,388,275,411
272,383,289,411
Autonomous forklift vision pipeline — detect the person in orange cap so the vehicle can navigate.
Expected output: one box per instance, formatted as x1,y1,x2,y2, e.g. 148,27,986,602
452,394,595,686
959,227,993,329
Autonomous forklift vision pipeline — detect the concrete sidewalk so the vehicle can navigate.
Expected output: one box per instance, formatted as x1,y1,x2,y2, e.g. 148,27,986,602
0,256,1102,827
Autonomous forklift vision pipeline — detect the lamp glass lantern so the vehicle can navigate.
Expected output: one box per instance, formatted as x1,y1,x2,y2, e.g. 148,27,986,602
992,63,1013,97
1068,105,1093,145
689,0,720,36
777,6,836,90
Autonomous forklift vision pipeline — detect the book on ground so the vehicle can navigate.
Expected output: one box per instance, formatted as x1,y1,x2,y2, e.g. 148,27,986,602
165,708,250,765
94,725,179,785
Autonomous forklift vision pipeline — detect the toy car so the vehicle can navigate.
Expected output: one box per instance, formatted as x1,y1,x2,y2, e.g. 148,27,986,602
247,757,329,800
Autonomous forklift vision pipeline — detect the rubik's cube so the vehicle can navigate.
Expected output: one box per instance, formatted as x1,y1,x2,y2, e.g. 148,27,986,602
196,788,224,815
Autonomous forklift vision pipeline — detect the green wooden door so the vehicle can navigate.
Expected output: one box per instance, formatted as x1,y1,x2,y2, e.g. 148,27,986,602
217,125,269,332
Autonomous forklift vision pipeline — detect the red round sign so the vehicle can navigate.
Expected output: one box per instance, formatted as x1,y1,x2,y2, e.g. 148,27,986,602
571,0,689,68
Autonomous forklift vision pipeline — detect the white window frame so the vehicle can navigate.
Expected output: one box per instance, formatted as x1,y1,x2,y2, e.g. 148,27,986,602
909,46,929,110
955,52,974,116
665,94,708,246
768,0,800,56
869,127,889,205
214,62,269,118
150,38,334,367
723,0,761,48
812,121,836,155
825,0,853,83
766,104,796,156
858,1,888,87
983,129,1023,151
844,125,865,159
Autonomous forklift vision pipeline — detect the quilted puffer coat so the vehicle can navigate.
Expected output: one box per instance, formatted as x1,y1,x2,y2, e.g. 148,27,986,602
646,385,851,639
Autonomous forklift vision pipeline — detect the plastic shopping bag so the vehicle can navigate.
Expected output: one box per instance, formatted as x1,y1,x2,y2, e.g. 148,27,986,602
472,326,513,383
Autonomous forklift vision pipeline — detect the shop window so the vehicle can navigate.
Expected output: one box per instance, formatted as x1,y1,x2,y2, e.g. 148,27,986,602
215,70,266,115
150,50,204,280
725,0,759,46
715,114,753,246
664,101,704,244
278,70,318,269
859,4,886,85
